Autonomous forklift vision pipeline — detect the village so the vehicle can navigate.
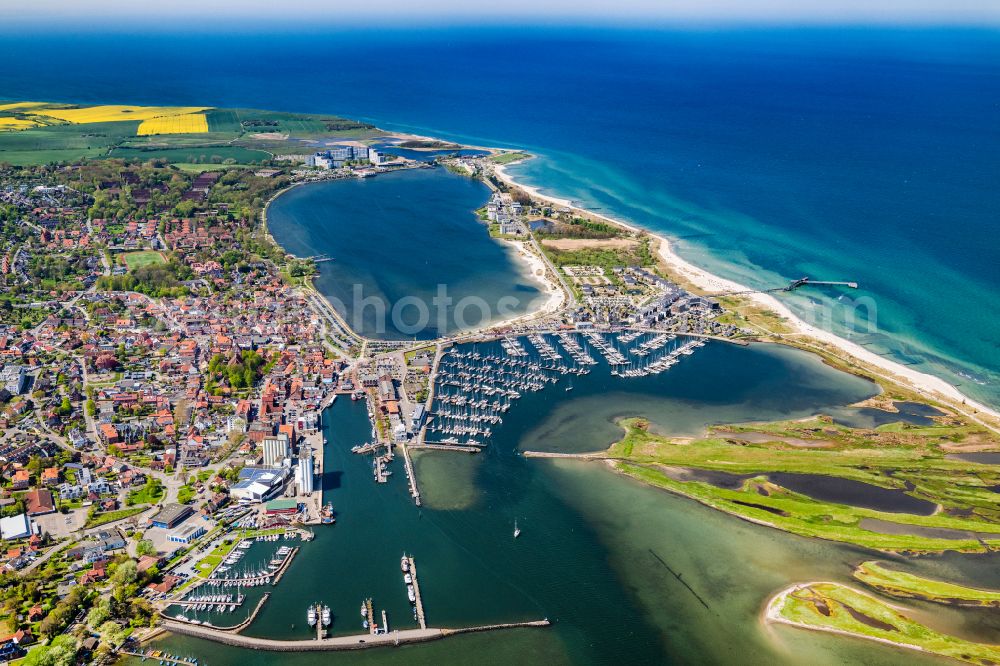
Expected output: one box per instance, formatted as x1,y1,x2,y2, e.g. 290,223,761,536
0,157,367,662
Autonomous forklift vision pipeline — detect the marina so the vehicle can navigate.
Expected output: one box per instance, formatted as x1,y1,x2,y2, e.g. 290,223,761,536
164,541,299,628
425,331,708,448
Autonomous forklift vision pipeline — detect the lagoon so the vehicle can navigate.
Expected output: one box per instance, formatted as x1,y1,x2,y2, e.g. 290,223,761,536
266,168,544,339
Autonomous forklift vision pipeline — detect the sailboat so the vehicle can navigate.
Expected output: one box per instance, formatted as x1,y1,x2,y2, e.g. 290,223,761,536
514,519,521,539
565,377,573,392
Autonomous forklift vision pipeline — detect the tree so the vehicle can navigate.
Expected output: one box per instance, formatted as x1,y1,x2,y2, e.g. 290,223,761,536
177,485,195,504
23,635,77,666
110,559,137,587
98,620,126,647
86,597,112,628
136,539,157,557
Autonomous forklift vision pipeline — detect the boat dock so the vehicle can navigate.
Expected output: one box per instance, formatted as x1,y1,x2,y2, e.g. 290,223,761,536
410,443,480,453
366,598,376,635
400,443,421,506
309,433,324,520
270,546,298,586
408,556,426,630
170,596,245,609
160,592,270,634
315,603,325,640
119,649,198,666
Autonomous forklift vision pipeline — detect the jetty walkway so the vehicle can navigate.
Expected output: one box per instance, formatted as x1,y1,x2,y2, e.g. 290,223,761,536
522,451,608,460
161,592,270,634
409,556,426,629
410,443,480,453
153,619,550,652
400,442,421,506
270,547,298,585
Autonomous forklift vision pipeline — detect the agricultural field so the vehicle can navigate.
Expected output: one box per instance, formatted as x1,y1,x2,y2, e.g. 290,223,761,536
120,250,167,270
136,113,209,136
24,104,208,125
205,108,244,133
0,100,383,165
237,108,375,136
109,145,272,164
170,162,255,173
0,117,41,131
0,120,139,164
0,101,48,111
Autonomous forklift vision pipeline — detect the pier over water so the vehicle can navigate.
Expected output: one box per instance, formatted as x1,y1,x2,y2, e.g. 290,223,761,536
152,619,551,652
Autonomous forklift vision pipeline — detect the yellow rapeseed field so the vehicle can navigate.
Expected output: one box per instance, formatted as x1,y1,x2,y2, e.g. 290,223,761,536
136,113,210,136
0,101,48,112
25,104,208,124
0,117,41,130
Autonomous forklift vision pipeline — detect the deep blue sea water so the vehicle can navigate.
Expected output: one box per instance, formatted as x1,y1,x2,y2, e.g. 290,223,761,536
2,26,998,405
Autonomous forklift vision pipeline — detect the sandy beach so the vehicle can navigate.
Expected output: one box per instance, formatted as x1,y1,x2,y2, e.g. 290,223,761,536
444,239,566,341
491,160,1000,427
504,239,566,317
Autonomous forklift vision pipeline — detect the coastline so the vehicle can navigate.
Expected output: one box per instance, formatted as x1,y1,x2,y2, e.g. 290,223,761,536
262,168,564,344
497,238,567,321
260,129,999,430
490,160,1000,428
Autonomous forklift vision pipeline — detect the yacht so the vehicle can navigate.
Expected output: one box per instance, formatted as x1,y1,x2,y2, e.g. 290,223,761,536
514,520,521,539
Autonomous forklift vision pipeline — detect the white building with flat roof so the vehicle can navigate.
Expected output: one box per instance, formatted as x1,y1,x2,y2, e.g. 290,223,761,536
0,513,32,540
0,365,27,395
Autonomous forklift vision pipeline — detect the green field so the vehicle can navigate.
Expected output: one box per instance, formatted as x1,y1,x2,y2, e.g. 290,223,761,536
0,120,139,164
109,145,272,164
120,251,166,270
490,151,531,164
772,582,1000,664
84,505,148,528
855,561,1000,606
0,147,110,165
205,108,245,133
170,162,255,173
